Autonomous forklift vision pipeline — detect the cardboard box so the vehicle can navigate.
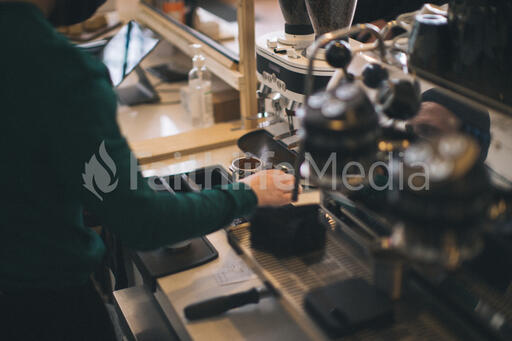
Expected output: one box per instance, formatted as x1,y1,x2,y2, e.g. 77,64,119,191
212,89,240,123
180,87,240,123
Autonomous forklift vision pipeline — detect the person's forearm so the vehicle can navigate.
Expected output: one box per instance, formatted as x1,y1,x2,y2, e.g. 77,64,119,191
80,136,257,250
97,183,257,250
83,163,257,250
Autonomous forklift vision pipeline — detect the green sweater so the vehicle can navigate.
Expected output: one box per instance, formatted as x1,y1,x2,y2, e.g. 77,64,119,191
0,3,257,290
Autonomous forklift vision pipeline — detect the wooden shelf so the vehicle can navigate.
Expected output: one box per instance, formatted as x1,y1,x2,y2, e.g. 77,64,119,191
136,1,258,129
130,122,252,164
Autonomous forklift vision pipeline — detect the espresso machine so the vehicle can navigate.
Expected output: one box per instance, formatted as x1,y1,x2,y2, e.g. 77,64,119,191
256,0,358,142
227,1,512,340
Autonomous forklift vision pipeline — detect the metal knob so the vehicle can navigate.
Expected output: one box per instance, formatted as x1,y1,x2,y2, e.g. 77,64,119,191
325,40,352,69
287,48,300,59
362,63,389,89
271,92,284,116
257,84,272,114
377,79,421,120
285,100,300,134
286,100,300,112
266,39,278,49
257,84,271,98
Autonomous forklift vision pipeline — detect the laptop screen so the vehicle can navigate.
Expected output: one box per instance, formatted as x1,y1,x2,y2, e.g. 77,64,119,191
101,21,160,87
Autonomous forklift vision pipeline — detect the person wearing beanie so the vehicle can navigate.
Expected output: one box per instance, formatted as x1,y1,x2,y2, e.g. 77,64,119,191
408,88,491,160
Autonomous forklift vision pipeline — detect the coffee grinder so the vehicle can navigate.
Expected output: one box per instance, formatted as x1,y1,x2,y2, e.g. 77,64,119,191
256,0,359,142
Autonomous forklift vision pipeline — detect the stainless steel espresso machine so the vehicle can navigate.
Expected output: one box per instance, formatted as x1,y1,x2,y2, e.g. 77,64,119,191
228,1,512,340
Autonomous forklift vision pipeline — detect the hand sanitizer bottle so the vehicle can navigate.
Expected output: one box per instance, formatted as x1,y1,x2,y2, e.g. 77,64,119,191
188,44,214,128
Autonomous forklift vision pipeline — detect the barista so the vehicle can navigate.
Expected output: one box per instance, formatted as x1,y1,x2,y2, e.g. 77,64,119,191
410,88,491,160
0,1,294,340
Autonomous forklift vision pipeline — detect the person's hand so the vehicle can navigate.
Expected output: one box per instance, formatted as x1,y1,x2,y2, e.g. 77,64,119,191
240,169,295,207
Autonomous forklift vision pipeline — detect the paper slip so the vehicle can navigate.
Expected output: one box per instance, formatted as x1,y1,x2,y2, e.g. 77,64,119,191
215,260,256,286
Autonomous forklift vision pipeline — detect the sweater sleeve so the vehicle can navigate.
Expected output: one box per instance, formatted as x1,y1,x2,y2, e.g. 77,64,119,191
47,45,258,250
82,136,258,250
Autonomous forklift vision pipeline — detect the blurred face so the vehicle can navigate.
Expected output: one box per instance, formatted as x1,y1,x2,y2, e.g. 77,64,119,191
408,101,461,139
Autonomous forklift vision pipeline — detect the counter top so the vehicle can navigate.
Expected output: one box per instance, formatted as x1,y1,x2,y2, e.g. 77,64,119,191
154,230,313,341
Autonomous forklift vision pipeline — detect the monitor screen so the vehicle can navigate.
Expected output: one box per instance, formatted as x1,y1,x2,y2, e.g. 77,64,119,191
101,21,160,87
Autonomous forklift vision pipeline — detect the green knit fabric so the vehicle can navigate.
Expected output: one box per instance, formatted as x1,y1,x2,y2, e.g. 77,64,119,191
0,2,257,290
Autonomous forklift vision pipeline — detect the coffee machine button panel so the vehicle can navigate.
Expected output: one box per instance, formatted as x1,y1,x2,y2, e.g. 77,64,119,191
262,70,287,92
277,79,287,92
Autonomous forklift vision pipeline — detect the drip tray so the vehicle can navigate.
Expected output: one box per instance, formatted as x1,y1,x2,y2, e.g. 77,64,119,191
130,237,218,292
227,219,464,340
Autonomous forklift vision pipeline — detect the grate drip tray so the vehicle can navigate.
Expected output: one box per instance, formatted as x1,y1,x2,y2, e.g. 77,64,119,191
228,221,463,341
229,220,371,309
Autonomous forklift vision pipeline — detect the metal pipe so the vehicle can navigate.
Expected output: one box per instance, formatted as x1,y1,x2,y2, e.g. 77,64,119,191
304,23,386,99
